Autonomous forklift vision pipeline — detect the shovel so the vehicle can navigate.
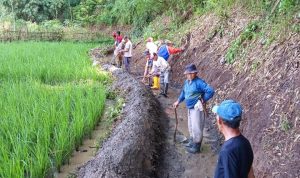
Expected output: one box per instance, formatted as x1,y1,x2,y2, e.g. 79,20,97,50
173,108,178,143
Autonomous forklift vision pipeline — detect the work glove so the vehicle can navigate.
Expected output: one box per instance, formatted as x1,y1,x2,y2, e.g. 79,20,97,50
194,100,203,111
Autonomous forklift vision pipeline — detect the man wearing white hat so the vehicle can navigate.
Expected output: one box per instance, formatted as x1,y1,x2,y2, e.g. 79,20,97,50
146,37,158,58
150,53,171,95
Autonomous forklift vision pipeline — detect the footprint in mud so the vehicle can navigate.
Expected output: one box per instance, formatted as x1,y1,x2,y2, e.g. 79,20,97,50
156,86,221,178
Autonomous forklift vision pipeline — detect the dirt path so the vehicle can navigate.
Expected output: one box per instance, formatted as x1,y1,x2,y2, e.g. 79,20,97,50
149,85,220,178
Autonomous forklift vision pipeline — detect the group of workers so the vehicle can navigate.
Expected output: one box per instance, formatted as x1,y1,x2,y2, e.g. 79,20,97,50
111,31,133,73
111,31,255,178
142,37,184,97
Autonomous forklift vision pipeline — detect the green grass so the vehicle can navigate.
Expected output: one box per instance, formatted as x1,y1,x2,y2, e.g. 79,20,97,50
225,21,260,64
0,42,110,178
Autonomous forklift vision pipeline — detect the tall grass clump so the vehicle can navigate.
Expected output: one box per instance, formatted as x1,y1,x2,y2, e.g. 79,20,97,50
0,42,109,178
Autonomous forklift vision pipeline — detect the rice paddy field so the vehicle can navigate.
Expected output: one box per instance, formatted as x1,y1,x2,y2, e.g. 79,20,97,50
0,42,109,178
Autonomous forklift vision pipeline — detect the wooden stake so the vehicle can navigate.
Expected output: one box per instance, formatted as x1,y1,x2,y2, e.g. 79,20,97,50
174,108,178,143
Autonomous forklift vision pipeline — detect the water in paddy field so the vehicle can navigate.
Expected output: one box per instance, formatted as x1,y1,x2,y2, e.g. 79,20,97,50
55,125,104,178
55,100,115,178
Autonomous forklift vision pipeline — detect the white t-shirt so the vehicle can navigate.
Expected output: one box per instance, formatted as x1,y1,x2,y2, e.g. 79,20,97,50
124,40,133,57
152,56,170,73
146,42,158,56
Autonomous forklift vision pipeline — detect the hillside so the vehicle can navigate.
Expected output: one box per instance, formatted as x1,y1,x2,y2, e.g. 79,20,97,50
130,3,299,177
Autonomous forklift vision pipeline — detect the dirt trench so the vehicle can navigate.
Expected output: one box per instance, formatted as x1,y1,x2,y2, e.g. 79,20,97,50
128,7,300,177
77,64,165,178
153,87,220,178
76,60,221,178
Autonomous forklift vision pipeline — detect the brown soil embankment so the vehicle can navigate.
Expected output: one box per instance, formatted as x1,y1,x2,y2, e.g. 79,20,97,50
77,64,177,178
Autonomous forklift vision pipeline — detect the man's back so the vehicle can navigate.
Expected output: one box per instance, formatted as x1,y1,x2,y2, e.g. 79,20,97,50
214,134,253,178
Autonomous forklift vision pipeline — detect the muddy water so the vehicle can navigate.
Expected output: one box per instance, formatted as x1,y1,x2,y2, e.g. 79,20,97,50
154,87,219,178
55,101,114,178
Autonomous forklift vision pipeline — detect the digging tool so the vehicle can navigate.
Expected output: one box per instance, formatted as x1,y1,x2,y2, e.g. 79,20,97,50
203,102,208,118
173,107,178,143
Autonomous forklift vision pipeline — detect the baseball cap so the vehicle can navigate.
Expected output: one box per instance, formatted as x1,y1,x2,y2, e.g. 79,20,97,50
212,100,243,122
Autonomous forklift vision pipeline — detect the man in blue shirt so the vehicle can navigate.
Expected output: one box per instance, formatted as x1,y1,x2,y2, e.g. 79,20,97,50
212,100,255,178
173,64,214,153
157,40,184,61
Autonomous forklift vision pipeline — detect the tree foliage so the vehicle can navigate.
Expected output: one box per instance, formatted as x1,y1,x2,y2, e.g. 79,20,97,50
73,0,203,35
1,0,299,35
1,0,81,22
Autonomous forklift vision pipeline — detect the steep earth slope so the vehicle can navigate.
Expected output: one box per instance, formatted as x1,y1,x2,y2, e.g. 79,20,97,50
132,6,299,177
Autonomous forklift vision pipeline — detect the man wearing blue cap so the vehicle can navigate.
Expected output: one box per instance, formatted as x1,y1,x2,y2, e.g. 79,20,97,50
212,100,255,178
173,64,214,153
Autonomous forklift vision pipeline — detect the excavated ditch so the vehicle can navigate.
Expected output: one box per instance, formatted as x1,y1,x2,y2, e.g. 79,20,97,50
76,64,184,178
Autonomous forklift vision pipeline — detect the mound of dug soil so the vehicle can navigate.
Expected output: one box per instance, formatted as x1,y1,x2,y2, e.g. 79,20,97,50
77,65,164,178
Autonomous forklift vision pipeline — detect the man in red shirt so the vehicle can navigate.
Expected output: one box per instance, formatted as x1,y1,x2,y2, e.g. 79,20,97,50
157,40,185,96
157,40,184,61
115,31,123,46
112,31,123,46
111,31,123,65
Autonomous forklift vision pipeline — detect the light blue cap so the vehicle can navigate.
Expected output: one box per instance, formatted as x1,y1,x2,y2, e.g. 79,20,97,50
212,100,243,122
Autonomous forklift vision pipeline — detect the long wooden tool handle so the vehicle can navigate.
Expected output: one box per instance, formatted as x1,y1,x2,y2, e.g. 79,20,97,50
174,108,178,143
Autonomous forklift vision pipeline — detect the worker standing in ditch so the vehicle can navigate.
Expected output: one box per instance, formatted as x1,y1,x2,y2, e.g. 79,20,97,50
149,53,170,96
212,100,255,178
111,31,123,65
157,40,184,61
142,50,154,86
143,37,159,88
157,40,185,96
146,37,158,57
115,31,123,45
173,64,214,154
121,36,133,73
115,39,125,68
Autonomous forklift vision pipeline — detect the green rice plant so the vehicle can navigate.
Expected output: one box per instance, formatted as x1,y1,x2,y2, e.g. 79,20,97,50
0,42,109,178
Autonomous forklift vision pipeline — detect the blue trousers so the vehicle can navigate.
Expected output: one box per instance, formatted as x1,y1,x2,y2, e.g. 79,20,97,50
123,57,131,73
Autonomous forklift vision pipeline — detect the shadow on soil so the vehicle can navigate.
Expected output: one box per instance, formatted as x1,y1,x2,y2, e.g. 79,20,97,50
75,60,221,177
